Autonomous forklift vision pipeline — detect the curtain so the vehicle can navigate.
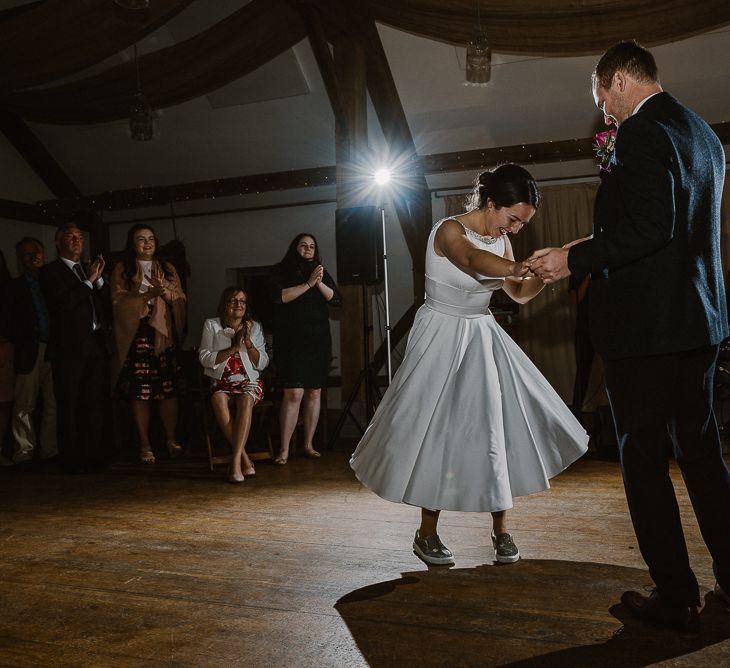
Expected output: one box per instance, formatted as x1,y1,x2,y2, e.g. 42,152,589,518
510,184,597,401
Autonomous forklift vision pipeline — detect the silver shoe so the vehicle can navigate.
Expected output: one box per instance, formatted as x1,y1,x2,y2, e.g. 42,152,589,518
413,530,454,566
492,531,520,563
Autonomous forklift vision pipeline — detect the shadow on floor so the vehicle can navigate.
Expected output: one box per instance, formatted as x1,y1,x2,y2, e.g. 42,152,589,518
335,559,730,667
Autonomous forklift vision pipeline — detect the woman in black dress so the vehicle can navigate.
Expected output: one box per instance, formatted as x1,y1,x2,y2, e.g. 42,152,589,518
269,233,341,463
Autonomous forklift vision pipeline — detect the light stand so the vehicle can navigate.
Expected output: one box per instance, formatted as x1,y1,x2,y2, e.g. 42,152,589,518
380,204,393,384
327,171,395,448
327,283,382,448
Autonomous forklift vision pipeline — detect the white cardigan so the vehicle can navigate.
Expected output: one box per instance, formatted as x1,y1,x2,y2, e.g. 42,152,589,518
198,317,269,382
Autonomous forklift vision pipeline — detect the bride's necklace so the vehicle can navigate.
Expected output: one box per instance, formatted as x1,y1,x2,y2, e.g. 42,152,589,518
463,216,500,245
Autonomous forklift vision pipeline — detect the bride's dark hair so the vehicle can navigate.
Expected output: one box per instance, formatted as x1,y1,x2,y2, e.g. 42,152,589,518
466,163,540,212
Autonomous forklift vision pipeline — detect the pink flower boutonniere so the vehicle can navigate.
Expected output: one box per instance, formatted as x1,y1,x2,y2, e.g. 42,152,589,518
593,129,617,173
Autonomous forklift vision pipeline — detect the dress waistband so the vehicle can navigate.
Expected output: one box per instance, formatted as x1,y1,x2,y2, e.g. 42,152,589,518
424,296,490,318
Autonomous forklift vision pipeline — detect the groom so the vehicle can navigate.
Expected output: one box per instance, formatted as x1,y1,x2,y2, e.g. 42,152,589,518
528,40,730,633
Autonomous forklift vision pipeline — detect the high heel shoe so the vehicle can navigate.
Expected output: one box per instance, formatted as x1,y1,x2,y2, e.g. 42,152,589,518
274,456,288,465
303,448,321,459
140,448,155,464
227,466,245,483
166,440,183,458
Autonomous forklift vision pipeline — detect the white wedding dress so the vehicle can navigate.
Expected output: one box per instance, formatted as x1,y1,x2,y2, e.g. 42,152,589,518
349,217,589,512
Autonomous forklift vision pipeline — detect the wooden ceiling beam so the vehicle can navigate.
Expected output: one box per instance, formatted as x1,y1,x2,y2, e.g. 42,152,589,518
0,111,108,252
0,111,81,200
39,166,338,217
295,2,347,130
38,121,730,214
0,198,48,224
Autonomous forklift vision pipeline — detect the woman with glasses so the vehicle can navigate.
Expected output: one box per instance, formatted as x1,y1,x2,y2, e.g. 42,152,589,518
111,224,186,464
268,233,341,464
199,286,269,483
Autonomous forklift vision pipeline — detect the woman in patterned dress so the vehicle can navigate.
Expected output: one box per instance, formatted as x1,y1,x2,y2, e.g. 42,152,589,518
199,286,269,483
111,224,186,464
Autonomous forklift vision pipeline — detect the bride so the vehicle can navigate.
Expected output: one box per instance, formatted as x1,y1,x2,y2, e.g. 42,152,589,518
350,163,588,566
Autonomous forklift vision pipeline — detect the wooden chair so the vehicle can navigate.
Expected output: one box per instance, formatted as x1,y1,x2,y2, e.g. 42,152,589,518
196,360,275,471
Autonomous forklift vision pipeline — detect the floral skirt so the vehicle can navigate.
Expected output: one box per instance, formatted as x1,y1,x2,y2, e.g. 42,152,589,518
210,351,264,403
117,318,178,401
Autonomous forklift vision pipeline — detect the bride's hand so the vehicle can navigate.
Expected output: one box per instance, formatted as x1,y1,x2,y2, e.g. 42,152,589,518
509,261,530,278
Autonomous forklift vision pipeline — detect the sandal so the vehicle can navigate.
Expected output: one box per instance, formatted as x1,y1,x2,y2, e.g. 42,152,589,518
166,440,183,458
227,466,245,483
303,449,321,459
274,457,287,465
140,449,155,464
242,465,256,478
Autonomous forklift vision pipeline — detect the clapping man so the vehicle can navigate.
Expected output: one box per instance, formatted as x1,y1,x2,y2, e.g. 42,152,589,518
40,223,109,472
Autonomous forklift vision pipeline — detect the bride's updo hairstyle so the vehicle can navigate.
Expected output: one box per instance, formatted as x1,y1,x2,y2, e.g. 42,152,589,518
466,163,540,212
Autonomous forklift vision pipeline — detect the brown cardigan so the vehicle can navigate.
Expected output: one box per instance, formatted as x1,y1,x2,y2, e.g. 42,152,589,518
110,260,186,387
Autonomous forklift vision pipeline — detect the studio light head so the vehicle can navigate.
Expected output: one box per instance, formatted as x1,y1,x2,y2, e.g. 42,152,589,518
374,168,391,186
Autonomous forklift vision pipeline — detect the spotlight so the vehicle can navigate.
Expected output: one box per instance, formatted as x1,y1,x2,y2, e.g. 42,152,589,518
374,168,391,186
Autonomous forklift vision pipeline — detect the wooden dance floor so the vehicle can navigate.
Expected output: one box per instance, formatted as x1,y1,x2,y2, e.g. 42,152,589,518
1,449,729,667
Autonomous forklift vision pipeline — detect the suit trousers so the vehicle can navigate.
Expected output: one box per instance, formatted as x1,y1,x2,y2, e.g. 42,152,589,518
605,344,730,606
12,342,57,462
51,333,109,468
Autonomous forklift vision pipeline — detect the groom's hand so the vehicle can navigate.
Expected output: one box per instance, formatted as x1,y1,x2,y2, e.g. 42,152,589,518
526,247,570,283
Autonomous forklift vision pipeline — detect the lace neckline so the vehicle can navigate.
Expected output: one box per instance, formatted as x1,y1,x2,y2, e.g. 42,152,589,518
446,217,501,245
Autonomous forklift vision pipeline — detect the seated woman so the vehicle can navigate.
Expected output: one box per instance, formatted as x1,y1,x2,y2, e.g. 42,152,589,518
111,224,186,464
199,286,269,483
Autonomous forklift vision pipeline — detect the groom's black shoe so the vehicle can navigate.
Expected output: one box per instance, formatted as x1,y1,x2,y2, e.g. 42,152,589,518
621,590,699,635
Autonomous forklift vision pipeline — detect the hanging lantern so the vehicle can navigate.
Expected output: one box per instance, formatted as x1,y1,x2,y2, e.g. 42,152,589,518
465,29,491,86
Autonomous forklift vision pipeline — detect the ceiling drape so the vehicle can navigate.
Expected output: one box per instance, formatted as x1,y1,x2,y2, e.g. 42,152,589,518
0,0,728,124
368,0,730,55
0,0,307,124
0,0,197,91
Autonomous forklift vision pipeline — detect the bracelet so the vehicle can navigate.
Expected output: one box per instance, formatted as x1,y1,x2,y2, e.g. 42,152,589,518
306,281,312,289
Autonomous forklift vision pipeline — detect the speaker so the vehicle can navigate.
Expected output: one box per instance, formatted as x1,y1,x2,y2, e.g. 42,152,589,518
335,206,384,285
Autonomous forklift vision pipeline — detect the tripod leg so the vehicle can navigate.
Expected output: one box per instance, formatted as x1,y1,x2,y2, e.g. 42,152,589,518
327,368,368,449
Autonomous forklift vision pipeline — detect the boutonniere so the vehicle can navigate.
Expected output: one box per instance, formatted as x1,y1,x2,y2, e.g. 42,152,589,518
593,129,617,173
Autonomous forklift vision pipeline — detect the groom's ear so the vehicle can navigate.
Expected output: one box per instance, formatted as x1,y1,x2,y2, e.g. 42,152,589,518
614,70,627,92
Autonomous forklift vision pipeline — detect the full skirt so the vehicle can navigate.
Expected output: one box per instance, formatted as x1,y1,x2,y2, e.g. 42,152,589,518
349,305,589,512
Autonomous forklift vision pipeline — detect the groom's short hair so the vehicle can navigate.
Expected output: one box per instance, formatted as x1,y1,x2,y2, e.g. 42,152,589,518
592,40,659,90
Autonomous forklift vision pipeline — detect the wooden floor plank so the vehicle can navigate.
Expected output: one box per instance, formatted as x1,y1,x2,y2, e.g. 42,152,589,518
1,451,728,666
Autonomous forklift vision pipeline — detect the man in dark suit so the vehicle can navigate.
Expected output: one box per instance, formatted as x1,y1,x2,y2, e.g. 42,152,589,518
528,41,730,632
39,223,109,472
1,237,56,464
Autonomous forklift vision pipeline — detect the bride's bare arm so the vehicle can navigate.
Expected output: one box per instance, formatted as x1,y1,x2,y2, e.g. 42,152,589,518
435,219,528,278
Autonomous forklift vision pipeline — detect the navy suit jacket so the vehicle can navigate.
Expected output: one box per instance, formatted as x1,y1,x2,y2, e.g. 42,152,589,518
1,276,44,375
39,258,110,361
568,92,728,359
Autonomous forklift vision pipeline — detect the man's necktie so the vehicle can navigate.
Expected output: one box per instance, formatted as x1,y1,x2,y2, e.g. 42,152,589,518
73,263,100,331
